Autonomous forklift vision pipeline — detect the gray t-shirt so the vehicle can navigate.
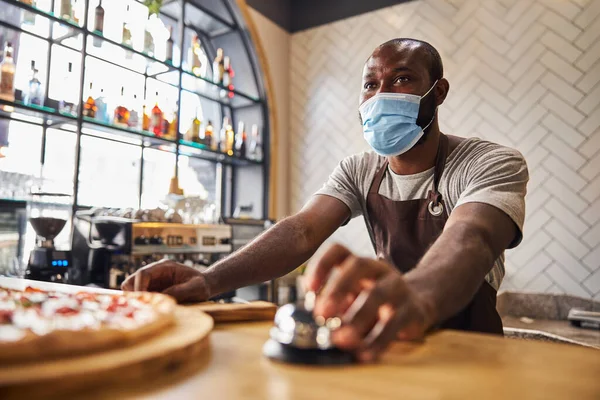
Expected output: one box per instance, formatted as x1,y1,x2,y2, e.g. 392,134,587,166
315,137,529,291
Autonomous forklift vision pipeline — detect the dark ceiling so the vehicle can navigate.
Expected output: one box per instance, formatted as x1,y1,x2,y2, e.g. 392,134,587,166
246,0,414,33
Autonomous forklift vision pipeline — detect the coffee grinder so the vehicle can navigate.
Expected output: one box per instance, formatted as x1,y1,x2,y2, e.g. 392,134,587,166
25,192,72,283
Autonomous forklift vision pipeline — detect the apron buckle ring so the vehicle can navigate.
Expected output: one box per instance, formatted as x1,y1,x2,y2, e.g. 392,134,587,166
428,201,444,216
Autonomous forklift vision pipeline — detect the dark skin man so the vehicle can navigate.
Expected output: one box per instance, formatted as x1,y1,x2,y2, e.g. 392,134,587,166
123,39,521,362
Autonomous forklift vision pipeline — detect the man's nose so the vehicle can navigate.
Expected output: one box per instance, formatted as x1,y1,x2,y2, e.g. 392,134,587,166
376,81,394,95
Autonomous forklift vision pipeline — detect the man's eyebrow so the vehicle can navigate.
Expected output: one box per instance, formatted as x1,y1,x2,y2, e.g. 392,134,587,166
393,66,414,73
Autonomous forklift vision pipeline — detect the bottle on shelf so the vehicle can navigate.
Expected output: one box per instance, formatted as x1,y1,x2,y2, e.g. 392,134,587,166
218,117,227,153
234,121,246,158
165,26,174,65
21,0,37,25
128,94,140,129
95,87,108,123
58,62,76,115
143,17,155,57
23,60,43,107
122,5,133,50
60,0,73,21
82,82,97,118
93,0,105,47
150,91,163,136
190,35,203,77
213,48,225,85
0,42,16,102
221,56,235,99
185,106,202,143
248,124,263,161
142,102,151,131
205,120,215,149
161,98,176,139
167,101,178,140
113,86,130,126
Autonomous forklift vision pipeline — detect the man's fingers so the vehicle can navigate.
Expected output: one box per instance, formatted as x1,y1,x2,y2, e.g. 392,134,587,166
316,256,389,317
162,276,204,303
134,267,152,292
304,243,352,293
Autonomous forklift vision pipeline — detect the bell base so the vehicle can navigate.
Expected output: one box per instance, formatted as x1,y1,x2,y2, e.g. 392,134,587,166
262,339,354,365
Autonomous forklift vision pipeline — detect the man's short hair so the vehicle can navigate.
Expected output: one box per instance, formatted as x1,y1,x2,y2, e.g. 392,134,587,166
377,38,444,83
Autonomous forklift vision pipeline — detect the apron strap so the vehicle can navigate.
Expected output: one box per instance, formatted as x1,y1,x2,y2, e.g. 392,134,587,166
368,160,389,194
433,134,449,195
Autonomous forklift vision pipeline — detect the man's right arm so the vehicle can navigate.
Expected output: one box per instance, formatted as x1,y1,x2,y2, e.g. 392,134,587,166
204,195,351,298
121,195,350,301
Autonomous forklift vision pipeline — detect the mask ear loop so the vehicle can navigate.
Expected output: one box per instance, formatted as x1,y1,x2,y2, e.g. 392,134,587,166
421,79,439,99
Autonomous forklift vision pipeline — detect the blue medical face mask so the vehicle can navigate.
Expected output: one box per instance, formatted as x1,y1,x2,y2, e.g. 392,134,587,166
359,81,438,157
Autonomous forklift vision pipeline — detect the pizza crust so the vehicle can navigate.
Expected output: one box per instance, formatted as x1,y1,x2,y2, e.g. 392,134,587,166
0,291,176,364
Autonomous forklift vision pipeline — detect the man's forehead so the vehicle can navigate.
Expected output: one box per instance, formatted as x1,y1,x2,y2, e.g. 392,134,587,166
363,43,427,76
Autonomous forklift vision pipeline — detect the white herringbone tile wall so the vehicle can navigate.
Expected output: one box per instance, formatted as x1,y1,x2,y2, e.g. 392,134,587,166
289,0,600,299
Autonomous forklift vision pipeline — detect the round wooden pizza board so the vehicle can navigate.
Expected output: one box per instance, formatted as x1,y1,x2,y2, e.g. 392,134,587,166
0,306,213,399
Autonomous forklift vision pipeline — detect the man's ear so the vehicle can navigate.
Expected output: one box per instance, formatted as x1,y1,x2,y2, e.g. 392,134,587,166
436,78,450,106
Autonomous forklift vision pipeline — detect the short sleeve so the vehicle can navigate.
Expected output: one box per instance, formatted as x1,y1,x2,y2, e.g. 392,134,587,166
454,146,529,248
314,155,364,220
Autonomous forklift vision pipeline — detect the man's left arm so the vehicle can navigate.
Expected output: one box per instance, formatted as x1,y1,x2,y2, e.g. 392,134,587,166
403,202,517,328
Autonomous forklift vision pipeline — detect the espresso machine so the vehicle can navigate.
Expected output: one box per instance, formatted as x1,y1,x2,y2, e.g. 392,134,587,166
72,212,232,290
25,192,73,283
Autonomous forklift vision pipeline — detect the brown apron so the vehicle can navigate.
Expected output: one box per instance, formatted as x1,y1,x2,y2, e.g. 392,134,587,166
365,134,503,335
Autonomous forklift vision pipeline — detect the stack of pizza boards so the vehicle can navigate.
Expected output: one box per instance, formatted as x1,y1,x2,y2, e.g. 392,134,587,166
0,286,213,398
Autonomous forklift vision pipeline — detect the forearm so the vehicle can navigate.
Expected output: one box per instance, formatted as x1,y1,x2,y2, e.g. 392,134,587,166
203,216,318,297
404,221,497,327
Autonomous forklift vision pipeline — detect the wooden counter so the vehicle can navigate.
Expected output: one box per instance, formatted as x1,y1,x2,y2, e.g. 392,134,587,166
2,278,599,399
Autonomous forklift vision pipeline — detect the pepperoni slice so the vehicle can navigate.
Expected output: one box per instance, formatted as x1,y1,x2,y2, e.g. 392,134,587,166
55,307,78,315
0,309,12,323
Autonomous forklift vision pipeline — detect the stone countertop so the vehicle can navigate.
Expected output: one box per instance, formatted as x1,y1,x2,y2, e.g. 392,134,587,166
502,316,600,349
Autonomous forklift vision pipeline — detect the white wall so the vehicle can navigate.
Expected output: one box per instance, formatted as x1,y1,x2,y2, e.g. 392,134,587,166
289,0,600,299
247,7,291,219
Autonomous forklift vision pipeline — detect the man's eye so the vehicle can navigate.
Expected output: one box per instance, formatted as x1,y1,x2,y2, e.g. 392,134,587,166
364,82,377,90
394,76,410,83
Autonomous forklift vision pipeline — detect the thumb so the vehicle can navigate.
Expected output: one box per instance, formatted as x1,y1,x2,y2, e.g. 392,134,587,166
162,276,206,303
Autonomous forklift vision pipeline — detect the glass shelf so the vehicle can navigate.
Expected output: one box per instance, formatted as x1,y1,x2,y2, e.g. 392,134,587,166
175,70,260,108
86,30,179,76
179,139,262,166
81,117,176,147
0,98,76,127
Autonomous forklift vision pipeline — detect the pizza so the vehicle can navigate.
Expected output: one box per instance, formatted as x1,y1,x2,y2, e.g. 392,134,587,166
0,286,176,363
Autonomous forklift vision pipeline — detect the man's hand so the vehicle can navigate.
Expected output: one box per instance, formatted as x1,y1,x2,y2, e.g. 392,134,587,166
304,244,435,362
121,259,210,303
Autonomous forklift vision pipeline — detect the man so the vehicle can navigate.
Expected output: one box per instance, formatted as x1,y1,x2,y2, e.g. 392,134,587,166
123,38,528,362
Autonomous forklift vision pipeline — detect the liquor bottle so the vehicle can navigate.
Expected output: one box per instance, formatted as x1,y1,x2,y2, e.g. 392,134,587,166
225,121,235,156
23,60,43,107
167,102,178,140
223,56,231,87
21,0,37,25
234,121,246,158
142,103,150,131
212,48,225,85
58,62,76,115
165,26,174,65
150,92,163,136
248,124,263,161
93,0,104,47
82,82,97,118
122,5,133,48
205,120,216,150
128,94,140,129
95,88,108,123
60,0,73,21
143,17,155,57
0,42,16,102
185,106,202,143
113,86,130,126
190,35,202,76
218,117,228,153
161,98,173,138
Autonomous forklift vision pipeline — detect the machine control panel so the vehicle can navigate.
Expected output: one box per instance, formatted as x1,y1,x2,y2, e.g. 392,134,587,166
131,223,232,255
